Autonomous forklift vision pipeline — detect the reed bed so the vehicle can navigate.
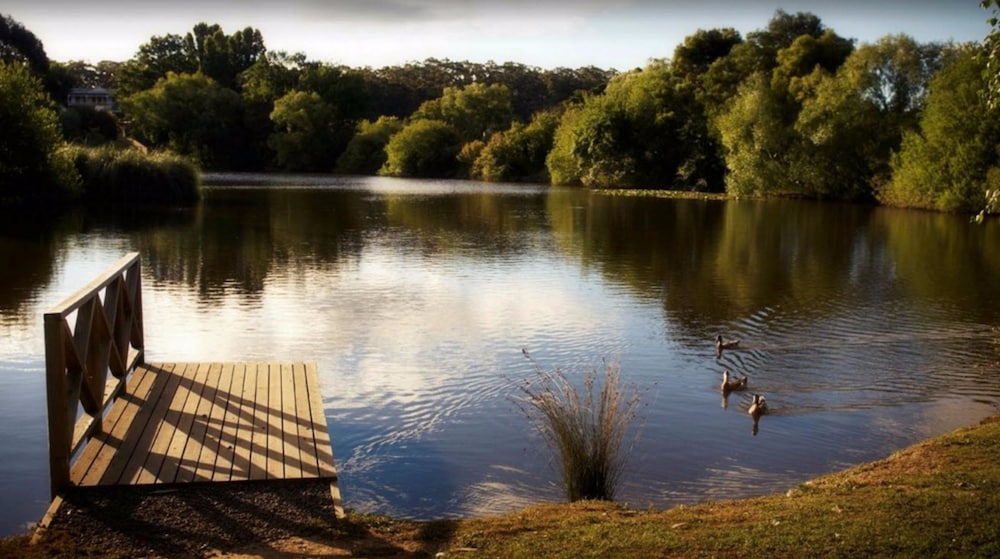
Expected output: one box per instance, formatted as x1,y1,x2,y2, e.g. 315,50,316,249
64,145,201,206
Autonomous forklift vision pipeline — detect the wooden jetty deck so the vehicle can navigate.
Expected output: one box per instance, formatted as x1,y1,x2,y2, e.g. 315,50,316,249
69,362,337,487
40,253,342,530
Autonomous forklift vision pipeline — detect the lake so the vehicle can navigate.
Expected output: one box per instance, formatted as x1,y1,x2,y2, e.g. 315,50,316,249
1,174,998,536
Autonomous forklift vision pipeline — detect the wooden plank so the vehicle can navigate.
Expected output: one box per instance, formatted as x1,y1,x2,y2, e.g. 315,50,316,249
248,363,271,480
304,363,338,478
265,362,285,479
72,364,157,485
279,362,304,478
100,363,178,485
176,362,223,483
291,362,319,477
194,362,234,482
214,362,247,481
158,363,211,483
129,362,191,485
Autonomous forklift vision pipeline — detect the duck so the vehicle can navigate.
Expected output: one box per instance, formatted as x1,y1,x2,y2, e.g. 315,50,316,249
715,335,740,357
748,394,768,421
720,370,748,394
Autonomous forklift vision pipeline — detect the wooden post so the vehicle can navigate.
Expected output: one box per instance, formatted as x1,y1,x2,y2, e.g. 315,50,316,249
43,312,71,498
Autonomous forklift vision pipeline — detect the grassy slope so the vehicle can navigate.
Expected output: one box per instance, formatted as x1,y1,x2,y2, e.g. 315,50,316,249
4,415,999,558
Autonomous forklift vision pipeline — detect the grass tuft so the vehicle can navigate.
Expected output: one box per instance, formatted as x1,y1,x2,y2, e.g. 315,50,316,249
517,350,642,502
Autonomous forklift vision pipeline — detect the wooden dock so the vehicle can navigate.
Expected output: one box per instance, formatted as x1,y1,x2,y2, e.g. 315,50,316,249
40,253,342,532
69,362,337,487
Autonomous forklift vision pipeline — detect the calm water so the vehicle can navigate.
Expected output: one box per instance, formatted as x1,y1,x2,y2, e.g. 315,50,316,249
1,174,998,535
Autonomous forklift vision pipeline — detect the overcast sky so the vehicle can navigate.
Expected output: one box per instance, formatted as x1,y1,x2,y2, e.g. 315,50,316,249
4,0,993,70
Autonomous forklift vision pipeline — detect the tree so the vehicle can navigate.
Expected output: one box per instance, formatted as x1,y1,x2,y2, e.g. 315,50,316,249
670,28,742,85
544,60,705,189
268,90,340,171
0,61,79,204
380,119,461,177
239,51,306,168
699,10,830,118
883,45,1000,212
795,35,943,199
122,72,244,169
336,116,404,174
0,14,48,77
716,73,799,196
472,110,560,182
411,82,514,142
117,34,196,97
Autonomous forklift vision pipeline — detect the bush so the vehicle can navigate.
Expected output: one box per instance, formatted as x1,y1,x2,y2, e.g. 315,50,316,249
65,145,201,206
517,351,642,502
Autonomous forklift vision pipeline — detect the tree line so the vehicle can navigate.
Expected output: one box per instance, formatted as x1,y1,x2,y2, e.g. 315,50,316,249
2,9,999,213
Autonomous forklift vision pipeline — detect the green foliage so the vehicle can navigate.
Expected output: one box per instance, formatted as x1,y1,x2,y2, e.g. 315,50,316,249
64,145,200,205
116,34,196,98
117,23,265,97
380,119,461,178
884,45,1000,212
336,116,404,174
546,105,585,185
472,111,559,183
0,61,80,204
716,73,798,196
699,10,828,117
517,352,641,502
269,89,340,171
412,82,514,142
670,28,743,84
546,61,712,189
122,72,245,169
795,35,942,199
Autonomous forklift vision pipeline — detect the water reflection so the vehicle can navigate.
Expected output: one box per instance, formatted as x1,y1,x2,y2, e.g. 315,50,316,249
0,175,998,536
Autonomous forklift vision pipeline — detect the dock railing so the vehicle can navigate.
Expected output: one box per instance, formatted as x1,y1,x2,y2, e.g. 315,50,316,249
43,252,145,497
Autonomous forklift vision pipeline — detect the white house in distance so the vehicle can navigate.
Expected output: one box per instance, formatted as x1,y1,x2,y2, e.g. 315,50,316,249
67,87,116,112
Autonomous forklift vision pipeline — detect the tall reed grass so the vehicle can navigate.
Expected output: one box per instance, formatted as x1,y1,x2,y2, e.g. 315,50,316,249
517,350,642,502
63,145,201,206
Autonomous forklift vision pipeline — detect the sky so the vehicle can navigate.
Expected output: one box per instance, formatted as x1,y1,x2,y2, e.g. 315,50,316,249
4,0,994,70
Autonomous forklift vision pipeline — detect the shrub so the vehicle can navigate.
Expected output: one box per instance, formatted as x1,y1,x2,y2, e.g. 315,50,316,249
517,350,642,502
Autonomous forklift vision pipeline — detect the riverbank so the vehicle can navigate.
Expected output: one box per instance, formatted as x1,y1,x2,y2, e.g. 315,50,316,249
3,412,998,558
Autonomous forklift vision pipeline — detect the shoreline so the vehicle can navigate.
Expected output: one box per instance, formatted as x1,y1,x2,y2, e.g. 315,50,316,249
4,411,999,558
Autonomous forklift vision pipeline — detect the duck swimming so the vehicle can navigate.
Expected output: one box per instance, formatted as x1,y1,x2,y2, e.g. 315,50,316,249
715,335,740,357
720,370,748,394
748,394,768,421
